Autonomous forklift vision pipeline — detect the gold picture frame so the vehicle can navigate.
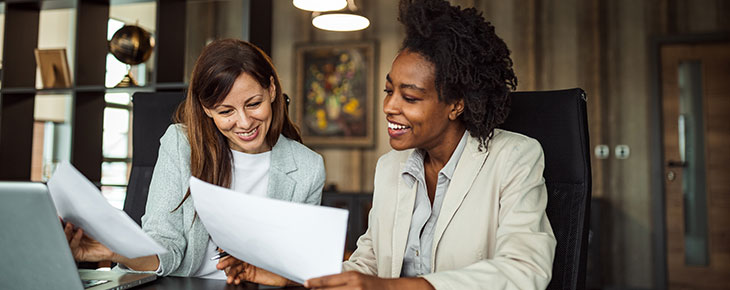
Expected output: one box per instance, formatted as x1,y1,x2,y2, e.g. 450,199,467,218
34,48,72,89
295,41,376,147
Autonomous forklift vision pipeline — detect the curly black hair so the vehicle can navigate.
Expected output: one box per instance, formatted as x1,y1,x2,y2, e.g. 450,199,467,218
398,0,517,149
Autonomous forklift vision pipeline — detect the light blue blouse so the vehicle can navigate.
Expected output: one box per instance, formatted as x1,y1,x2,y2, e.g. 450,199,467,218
400,131,469,277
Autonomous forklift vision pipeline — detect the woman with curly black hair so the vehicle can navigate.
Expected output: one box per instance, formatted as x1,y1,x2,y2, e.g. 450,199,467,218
221,0,556,288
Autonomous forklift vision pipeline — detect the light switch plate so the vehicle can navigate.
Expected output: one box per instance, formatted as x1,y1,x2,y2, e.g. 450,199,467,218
594,145,610,159
615,145,630,159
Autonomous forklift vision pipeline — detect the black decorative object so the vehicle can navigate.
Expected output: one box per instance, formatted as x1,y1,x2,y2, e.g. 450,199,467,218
109,25,154,87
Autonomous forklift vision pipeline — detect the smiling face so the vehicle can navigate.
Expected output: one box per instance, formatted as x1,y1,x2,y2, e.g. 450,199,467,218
384,50,464,151
204,73,276,154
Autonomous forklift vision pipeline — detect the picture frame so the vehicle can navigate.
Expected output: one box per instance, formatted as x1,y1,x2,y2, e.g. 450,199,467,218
295,41,376,147
34,48,72,89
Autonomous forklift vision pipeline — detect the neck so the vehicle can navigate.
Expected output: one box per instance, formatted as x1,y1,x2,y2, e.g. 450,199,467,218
423,123,466,169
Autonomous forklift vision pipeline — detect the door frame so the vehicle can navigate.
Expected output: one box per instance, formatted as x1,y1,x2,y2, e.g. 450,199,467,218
649,33,730,290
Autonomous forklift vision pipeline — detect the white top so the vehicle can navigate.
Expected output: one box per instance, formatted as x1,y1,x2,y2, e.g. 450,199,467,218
160,149,272,279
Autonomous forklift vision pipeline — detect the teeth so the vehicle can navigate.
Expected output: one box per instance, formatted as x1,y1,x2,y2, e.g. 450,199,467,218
237,127,257,137
388,122,409,130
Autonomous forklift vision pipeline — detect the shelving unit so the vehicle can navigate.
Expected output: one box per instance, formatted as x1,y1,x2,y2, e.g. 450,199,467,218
0,0,272,183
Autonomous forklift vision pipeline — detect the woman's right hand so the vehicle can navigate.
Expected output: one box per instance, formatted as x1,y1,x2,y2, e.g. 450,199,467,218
61,219,115,262
216,256,291,286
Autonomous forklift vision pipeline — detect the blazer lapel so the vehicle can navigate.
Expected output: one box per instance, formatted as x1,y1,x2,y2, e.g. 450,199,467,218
267,136,297,201
431,135,489,268
391,162,418,277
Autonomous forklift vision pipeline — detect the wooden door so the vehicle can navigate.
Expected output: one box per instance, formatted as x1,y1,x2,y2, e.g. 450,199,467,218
661,42,730,290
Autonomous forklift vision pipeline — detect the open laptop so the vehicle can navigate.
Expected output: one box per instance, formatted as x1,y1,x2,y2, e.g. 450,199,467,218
0,181,156,290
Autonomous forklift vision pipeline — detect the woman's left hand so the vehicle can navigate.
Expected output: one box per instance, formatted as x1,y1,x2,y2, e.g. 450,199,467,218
305,271,433,290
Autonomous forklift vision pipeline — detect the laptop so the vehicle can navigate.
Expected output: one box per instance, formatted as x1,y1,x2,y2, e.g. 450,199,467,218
0,181,156,290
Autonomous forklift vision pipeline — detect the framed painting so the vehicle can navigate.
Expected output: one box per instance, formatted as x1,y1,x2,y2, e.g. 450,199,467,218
34,48,72,89
295,41,376,147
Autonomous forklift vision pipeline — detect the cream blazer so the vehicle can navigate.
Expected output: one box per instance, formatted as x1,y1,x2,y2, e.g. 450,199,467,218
343,129,556,290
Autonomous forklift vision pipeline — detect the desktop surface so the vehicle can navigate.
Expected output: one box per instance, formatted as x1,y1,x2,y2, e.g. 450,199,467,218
134,276,307,290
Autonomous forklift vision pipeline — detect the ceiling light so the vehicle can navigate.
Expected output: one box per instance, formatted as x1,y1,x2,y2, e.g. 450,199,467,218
312,13,370,31
293,0,347,12
310,0,369,32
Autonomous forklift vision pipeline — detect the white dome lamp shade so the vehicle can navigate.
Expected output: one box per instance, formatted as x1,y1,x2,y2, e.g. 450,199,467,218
311,0,370,32
293,0,347,12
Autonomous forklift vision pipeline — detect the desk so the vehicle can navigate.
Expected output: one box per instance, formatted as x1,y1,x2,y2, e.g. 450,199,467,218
134,277,307,290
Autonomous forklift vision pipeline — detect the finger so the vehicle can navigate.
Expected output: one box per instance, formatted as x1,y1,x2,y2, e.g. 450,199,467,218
305,273,351,288
63,222,74,241
216,258,232,270
69,229,83,259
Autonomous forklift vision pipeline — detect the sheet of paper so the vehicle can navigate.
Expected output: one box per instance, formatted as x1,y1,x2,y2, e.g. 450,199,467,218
47,161,167,258
189,177,348,284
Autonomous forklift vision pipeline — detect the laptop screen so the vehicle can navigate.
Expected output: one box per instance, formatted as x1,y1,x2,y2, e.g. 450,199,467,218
0,181,85,290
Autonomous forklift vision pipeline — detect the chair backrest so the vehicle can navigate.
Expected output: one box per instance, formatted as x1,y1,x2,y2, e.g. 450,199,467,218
500,88,592,290
124,92,186,225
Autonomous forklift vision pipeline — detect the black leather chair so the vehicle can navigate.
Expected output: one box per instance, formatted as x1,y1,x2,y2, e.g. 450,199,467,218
500,88,592,290
123,92,186,225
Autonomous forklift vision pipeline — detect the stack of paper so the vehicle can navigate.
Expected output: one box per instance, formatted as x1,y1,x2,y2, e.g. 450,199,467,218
189,177,348,284
47,162,167,258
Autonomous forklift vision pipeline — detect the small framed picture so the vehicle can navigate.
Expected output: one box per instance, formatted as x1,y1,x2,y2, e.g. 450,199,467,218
34,48,72,89
295,41,376,147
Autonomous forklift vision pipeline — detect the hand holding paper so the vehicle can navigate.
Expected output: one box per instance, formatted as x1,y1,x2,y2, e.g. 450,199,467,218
47,162,167,259
189,177,348,284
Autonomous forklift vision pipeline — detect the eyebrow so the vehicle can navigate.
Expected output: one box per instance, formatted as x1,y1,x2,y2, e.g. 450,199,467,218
385,74,426,93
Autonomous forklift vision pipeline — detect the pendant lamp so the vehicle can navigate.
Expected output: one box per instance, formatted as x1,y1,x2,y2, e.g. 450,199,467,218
310,0,370,32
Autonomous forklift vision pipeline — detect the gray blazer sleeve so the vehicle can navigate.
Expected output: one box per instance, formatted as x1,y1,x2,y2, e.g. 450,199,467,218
138,125,191,275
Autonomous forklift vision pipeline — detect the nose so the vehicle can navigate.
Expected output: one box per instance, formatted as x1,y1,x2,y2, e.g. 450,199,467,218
383,93,399,116
234,110,254,129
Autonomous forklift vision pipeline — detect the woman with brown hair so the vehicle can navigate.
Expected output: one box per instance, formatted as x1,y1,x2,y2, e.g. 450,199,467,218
63,39,325,279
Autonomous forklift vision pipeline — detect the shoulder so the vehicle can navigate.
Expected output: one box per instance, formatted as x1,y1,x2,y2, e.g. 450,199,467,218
486,129,543,156
274,135,324,169
160,124,189,145
159,124,191,157
374,149,413,179
376,149,412,168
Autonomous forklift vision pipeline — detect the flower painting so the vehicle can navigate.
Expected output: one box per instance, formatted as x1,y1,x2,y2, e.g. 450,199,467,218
296,42,375,147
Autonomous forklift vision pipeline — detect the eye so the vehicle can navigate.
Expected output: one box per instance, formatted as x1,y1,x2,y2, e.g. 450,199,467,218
247,101,262,108
218,109,233,114
403,95,418,103
383,89,393,96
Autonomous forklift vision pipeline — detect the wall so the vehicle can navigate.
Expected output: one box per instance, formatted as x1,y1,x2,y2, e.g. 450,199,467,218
272,0,729,289
272,0,402,193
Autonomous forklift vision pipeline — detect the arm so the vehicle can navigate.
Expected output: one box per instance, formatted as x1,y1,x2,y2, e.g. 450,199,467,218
304,154,325,205
342,211,378,275
63,220,160,271
421,138,556,290
129,125,191,274
64,126,188,273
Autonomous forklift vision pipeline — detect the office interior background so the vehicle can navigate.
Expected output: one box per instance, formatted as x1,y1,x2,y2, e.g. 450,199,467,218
0,0,728,289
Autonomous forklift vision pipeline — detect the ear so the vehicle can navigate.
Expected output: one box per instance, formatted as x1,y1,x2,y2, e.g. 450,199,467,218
203,106,213,118
268,76,277,103
448,99,464,121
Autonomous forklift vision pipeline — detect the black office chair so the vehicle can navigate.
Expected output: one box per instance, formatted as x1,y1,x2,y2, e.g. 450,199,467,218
500,88,592,290
123,92,186,225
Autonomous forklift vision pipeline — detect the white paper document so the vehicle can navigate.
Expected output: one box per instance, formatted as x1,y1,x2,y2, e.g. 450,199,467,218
47,162,167,258
189,177,349,284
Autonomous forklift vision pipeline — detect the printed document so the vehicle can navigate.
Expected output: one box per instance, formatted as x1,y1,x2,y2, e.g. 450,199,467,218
47,162,167,258
189,177,348,284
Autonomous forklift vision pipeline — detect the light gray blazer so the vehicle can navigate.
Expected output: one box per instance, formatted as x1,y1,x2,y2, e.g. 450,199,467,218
138,124,325,276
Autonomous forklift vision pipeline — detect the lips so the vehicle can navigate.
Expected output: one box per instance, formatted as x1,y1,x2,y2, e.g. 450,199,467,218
387,121,410,137
235,126,259,141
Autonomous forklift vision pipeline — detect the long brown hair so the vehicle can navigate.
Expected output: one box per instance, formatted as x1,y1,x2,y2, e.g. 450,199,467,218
173,39,301,210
